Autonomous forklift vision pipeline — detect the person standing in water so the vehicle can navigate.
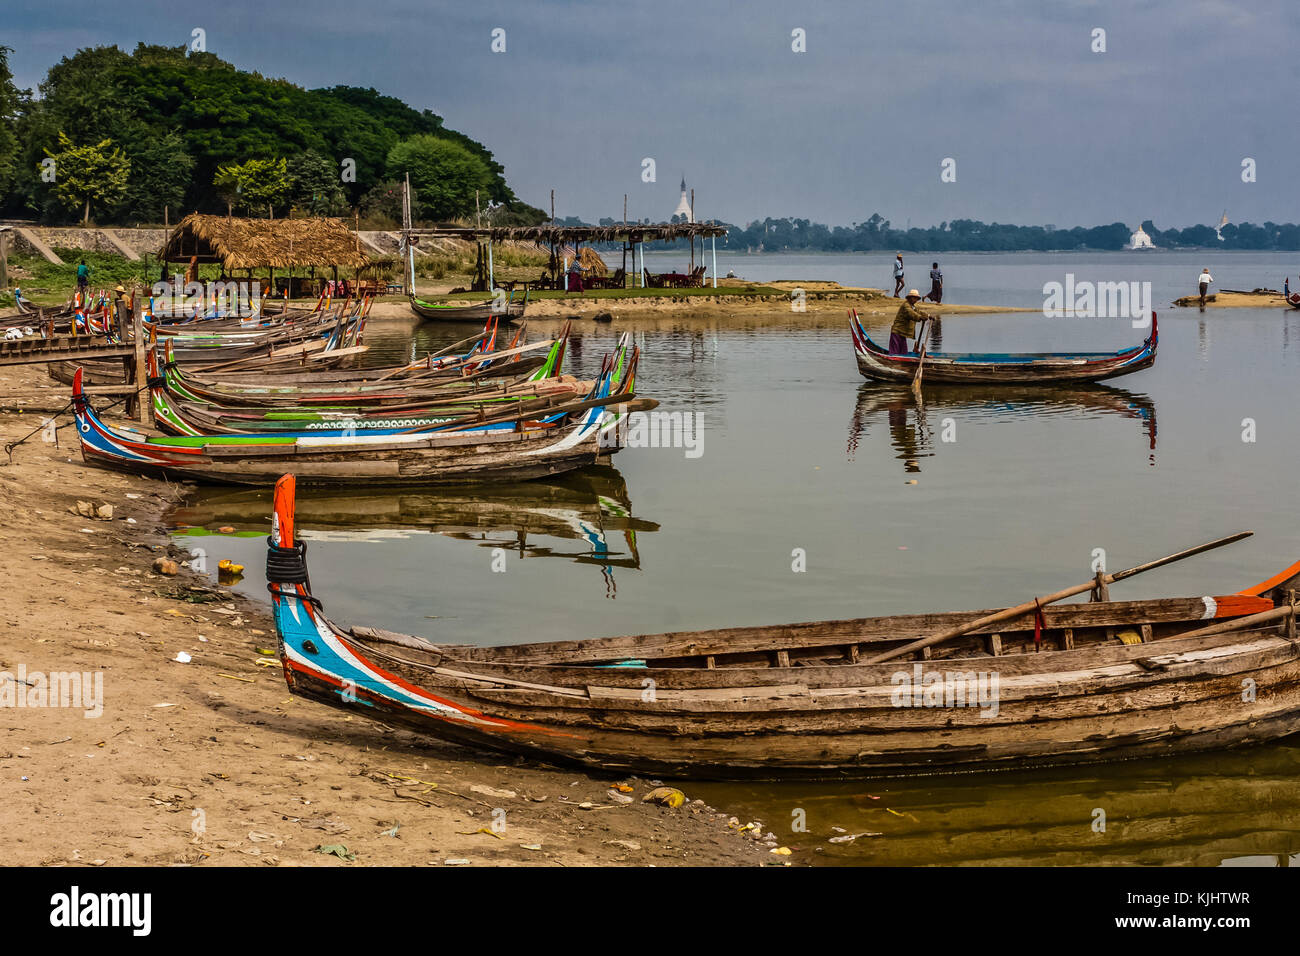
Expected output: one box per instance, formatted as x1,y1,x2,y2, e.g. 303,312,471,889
923,262,943,303
1198,268,1213,307
892,254,905,297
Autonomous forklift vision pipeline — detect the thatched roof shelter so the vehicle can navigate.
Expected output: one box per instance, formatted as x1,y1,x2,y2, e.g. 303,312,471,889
160,214,368,271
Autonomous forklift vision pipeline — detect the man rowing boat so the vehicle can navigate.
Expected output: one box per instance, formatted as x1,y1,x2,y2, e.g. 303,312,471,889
889,289,928,354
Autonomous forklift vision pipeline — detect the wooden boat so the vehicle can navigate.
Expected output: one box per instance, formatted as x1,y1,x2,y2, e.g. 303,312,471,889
72,345,647,485
269,479,1300,779
408,289,527,324
849,310,1158,384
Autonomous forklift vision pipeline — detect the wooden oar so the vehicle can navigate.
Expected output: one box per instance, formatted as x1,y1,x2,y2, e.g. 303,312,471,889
1171,601,1294,641
911,316,933,397
865,531,1254,665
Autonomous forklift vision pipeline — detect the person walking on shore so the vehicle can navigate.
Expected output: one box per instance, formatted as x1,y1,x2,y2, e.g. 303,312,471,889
893,254,905,297
75,259,90,301
1198,268,1213,307
923,261,943,303
889,289,927,354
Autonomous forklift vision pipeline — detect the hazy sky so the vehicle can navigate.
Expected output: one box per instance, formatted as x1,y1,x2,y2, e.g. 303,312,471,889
8,0,1298,229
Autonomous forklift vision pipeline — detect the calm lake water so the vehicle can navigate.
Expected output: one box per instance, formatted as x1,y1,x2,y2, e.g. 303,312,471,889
172,250,1300,866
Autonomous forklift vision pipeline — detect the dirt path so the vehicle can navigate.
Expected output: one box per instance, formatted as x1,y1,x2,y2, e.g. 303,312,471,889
0,362,780,867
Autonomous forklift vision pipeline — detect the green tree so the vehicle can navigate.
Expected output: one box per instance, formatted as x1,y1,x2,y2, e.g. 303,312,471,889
118,130,194,223
386,135,493,221
212,157,290,216
0,47,22,201
42,132,130,224
288,150,347,216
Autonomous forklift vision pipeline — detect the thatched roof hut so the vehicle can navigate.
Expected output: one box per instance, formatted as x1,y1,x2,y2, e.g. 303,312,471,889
159,214,369,271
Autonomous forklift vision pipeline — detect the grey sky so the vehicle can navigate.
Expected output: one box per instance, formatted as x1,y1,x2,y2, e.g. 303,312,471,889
8,0,1297,229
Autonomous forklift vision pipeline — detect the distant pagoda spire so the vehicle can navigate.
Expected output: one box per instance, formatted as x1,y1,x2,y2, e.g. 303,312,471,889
672,175,693,222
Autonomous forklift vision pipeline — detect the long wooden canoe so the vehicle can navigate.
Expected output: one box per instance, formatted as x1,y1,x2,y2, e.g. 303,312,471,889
72,346,645,485
269,472,1300,779
409,289,527,323
850,310,1158,384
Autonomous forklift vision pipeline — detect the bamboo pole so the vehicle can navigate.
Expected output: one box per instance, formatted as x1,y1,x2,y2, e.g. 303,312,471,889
131,297,148,424
865,532,1255,664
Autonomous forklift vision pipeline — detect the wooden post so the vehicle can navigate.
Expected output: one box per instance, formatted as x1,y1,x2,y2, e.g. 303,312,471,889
711,234,717,288
0,230,9,296
131,296,148,424
487,238,494,290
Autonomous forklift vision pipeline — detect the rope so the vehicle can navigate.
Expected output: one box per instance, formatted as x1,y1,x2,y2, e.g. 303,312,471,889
3,381,152,464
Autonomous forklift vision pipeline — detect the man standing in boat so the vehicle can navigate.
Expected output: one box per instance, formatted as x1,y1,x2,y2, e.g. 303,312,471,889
1198,268,1213,307
889,289,928,354
892,254,905,297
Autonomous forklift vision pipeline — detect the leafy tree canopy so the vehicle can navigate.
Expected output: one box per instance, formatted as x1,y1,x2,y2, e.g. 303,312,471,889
7,43,527,224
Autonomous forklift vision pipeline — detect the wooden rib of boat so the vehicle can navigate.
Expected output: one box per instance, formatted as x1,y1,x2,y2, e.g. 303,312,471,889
72,343,647,485
408,289,527,323
269,475,1300,779
849,310,1158,384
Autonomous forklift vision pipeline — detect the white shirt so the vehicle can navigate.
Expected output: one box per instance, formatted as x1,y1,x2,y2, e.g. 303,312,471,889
893,260,904,277
1199,272,1212,285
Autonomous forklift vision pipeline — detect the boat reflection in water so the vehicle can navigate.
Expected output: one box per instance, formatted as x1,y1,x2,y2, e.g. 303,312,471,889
169,465,658,597
846,382,1158,473
693,740,1300,867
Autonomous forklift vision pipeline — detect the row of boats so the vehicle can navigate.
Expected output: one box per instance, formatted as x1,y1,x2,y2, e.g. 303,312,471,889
50,293,1300,780
67,293,648,485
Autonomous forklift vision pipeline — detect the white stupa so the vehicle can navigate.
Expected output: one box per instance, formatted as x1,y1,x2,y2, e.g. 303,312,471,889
1126,223,1156,250
672,176,693,222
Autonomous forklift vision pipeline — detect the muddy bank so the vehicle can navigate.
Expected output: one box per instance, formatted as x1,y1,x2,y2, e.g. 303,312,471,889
0,361,779,867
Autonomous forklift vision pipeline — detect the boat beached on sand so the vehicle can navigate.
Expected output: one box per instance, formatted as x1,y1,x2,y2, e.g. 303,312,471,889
268,475,1300,779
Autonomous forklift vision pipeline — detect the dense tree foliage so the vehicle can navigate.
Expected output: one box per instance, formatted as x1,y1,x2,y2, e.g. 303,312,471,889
0,47,21,200
386,135,494,221
2,43,544,225
712,216,1300,252
42,132,130,223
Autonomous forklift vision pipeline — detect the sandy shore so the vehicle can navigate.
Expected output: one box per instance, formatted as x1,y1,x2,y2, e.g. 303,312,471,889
0,362,777,867
1171,291,1297,309
368,283,1031,324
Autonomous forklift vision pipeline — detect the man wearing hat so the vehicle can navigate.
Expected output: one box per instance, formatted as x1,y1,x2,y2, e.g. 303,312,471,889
889,289,928,355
